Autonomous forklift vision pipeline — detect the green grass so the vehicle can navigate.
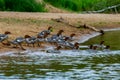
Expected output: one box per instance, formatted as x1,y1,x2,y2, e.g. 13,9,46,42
0,0,46,12
44,0,120,13
0,0,119,12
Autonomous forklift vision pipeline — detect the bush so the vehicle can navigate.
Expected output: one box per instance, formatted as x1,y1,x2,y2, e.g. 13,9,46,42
0,0,5,10
44,0,120,13
0,0,46,12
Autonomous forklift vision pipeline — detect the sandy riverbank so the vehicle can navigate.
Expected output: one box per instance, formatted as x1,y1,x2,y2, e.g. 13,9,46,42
0,12,120,52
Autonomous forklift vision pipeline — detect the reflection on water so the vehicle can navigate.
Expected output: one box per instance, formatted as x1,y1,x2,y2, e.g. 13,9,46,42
0,50,120,79
82,30,120,50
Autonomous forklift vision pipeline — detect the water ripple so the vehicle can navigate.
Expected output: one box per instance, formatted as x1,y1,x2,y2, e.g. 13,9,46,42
0,50,120,79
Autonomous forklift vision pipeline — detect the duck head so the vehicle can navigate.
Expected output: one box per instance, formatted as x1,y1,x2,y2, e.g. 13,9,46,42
56,46,62,50
4,31,11,35
105,45,110,49
24,35,31,38
56,30,64,36
89,45,93,49
100,41,104,45
93,46,98,50
48,26,52,30
57,30,64,35
74,42,79,49
74,42,79,46
100,30,104,35
64,37,69,41
58,30,64,33
70,33,76,37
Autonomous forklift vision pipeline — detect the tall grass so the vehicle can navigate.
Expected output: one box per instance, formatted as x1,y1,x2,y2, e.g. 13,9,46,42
44,0,120,13
0,0,46,12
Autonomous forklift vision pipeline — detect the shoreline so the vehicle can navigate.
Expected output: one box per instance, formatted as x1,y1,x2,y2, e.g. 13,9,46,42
0,12,120,53
78,27,120,43
0,27,120,53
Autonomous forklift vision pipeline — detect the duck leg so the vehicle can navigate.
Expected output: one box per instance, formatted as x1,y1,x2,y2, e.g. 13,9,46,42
32,43,35,47
19,43,26,50
1,40,11,46
12,44,18,48
37,42,40,47
27,43,30,47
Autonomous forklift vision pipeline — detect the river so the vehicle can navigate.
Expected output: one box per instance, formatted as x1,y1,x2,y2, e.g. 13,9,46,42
0,30,120,80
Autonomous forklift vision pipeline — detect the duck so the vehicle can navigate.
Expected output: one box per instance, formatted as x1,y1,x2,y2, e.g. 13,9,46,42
87,44,94,52
103,45,110,52
10,37,25,50
68,33,76,41
91,46,98,53
37,32,49,46
93,41,105,50
37,26,53,38
0,31,11,45
88,45,98,53
24,35,38,47
60,41,79,50
89,45,93,49
99,30,105,35
46,30,64,44
46,46,61,53
62,33,76,41
56,30,64,39
73,42,80,50
57,37,69,46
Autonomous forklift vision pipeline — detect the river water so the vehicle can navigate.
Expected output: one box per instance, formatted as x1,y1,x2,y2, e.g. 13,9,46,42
81,30,120,50
0,30,120,80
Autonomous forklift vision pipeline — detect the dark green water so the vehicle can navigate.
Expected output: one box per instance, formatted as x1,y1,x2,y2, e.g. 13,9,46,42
0,50,120,79
82,30,120,50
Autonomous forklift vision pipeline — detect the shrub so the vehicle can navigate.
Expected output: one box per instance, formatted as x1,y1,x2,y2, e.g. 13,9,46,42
0,0,46,12
44,0,120,13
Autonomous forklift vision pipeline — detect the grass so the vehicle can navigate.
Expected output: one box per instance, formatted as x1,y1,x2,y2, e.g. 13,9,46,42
0,0,119,12
0,0,46,12
44,0,120,13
